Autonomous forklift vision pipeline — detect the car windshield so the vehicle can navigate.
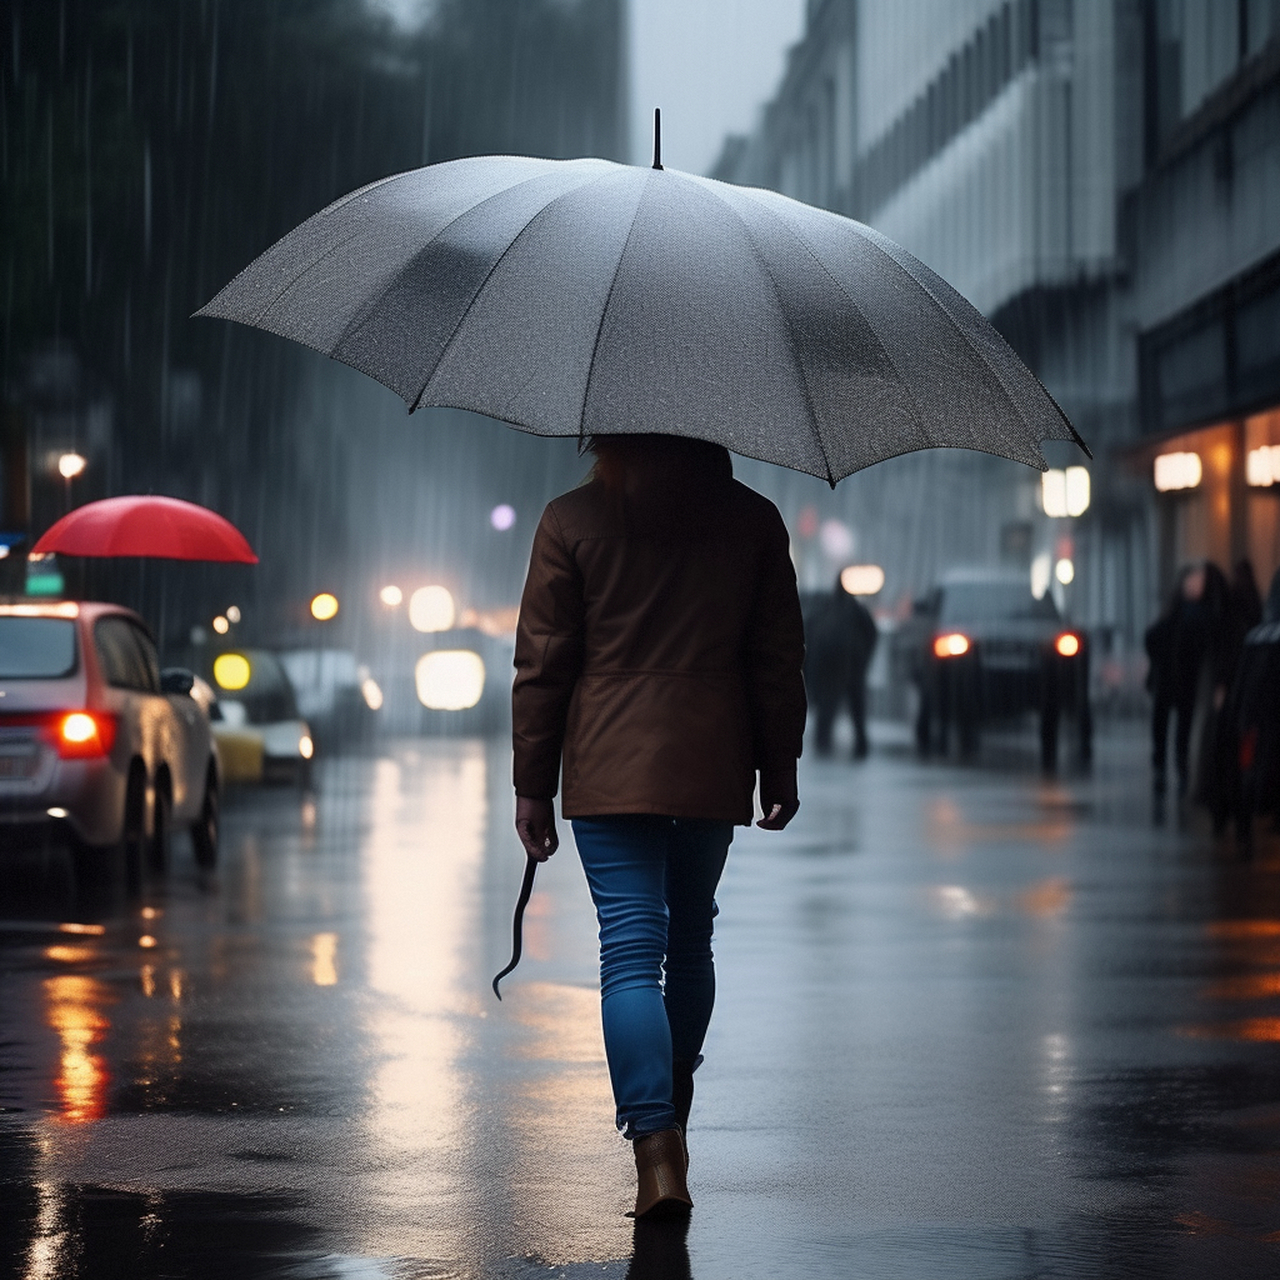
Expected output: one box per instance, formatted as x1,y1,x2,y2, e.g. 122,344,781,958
940,583,1059,624
0,617,78,678
210,650,300,723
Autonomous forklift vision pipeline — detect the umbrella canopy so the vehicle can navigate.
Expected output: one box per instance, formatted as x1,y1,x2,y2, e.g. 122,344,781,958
197,154,1087,485
32,496,258,563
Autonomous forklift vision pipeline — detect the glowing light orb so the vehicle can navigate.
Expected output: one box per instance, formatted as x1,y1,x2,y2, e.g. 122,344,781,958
213,653,251,691
415,650,485,710
409,585,455,633
310,593,339,621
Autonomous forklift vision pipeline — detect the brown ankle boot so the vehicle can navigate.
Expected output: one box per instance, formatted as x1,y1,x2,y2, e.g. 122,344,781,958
633,1129,693,1219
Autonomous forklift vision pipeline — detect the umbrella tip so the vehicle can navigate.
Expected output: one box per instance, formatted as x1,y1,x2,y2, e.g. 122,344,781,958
652,107,663,171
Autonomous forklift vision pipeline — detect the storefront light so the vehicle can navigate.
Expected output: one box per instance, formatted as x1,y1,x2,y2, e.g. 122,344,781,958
1153,451,1202,492
839,564,885,596
1041,469,1068,517
1040,467,1090,518
1246,444,1280,488
1064,467,1090,516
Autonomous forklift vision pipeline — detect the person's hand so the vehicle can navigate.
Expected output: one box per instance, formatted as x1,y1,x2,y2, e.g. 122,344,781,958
516,795,559,861
756,765,799,830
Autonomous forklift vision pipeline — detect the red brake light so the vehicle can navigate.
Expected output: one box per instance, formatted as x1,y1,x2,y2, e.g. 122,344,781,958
934,633,970,658
1055,633,1081,658
54,711,117,759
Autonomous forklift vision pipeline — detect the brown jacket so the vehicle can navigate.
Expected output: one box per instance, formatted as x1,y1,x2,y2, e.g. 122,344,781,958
512,469,806,824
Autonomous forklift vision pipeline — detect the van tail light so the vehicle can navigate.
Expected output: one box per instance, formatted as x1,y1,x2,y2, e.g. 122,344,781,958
1055,633,1081,658
934,633,971,658
53,711,117,759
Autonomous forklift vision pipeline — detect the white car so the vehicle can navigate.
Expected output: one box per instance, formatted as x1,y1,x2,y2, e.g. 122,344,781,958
0,601,221,879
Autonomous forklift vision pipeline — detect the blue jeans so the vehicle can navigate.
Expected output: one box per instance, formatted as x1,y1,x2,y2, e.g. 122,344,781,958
572,815,734,1140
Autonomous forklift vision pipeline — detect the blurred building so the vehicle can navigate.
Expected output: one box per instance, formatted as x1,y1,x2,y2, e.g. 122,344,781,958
714,0,1280,640
1,0,627,649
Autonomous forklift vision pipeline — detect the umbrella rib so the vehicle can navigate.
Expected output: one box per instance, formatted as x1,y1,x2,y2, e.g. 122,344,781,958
687,179,837,485
348,165,609,378
416,165,632,415
697,179,941,474
847,222,1080,461
196,170,407,324
575,173,652,444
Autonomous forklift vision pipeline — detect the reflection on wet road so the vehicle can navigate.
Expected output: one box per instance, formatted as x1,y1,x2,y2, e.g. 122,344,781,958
3,725,1280,1277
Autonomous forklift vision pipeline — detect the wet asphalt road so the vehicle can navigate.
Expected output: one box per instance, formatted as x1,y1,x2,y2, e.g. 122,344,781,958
3,720,1280,1279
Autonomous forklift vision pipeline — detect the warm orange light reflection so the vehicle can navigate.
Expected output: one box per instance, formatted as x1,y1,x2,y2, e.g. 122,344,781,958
139,935,157,949
1180,1018,1280,1042
58,922,105,936
311,932,338,986
1055,633,1080,658
1018,878,1072,917
1207,920,1280,939
1202,972,1280,1000
934,632,970,658
44,945,95,964
44,974,112,1124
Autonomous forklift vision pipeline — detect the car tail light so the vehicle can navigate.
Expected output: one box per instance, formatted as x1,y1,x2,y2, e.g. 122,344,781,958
934,633,970,658
1055,633,1081,658
53,711,117,759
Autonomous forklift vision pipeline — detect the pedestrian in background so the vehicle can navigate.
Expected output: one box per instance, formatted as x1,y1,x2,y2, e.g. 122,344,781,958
511,434,806,1220
1219,567,1280,852
804,573,879,758
1146,562,1230,798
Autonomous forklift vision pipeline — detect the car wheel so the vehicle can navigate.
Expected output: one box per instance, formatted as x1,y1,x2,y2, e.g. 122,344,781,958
122,764,148,890
192,768,219,870
914,684,933,757
148,780,172,874
1040,694,1061,772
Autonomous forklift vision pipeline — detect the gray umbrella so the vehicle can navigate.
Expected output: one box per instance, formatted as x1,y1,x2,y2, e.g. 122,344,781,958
197,149,1087,486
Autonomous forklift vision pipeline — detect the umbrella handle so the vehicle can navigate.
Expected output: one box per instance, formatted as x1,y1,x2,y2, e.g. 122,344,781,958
492,853,539,1001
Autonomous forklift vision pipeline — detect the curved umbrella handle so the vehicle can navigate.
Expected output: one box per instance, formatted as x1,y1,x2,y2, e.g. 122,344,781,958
492,853,539,1001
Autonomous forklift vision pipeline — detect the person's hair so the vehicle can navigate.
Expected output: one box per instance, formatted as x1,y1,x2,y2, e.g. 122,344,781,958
585,434,732,492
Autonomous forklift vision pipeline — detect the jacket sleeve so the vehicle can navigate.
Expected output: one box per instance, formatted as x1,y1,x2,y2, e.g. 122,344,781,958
745,502,807,771
512,503,585,799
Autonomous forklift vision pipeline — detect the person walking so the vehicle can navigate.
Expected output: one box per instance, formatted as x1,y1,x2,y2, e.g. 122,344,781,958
804,573,879,758
1146,562,1230,798
511,433,806,1220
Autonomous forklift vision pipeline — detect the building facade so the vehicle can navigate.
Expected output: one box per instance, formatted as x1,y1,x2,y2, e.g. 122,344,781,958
715,0,1280,653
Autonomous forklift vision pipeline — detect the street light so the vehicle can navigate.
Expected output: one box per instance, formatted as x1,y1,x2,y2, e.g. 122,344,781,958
1041,466,1090,517
311,592,339,621
57,453,87,514
1153,451,1202,492
379,584,403,607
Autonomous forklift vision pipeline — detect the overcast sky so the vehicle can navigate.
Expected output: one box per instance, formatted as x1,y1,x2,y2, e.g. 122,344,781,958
367,0,808,175
628,0,806,173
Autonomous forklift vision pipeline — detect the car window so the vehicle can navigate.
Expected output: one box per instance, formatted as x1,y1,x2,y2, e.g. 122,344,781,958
939,583,1060,624
210,650,300,724
94,617,154,691
0,618,78,678
128,623,162,693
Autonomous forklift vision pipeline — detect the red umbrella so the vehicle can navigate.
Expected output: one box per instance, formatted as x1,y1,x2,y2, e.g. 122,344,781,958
31,496,258,563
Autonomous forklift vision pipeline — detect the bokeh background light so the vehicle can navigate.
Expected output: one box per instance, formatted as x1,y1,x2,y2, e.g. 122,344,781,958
409,585,456,633
415,650,485,710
